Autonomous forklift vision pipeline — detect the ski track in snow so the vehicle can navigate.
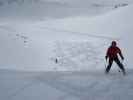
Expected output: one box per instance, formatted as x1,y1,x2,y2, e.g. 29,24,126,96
39,26,120,40
52,40,109,71
0,25,30,45
0,22,115,71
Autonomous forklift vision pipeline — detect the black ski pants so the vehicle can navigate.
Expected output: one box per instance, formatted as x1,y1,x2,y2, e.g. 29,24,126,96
106,57,125,73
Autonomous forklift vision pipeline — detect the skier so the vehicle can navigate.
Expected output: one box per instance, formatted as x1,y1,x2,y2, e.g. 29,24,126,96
105,41,126,75
55,58,58,64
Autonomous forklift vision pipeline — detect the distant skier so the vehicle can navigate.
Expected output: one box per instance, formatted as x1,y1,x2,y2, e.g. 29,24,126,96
55,58,58,64
105,41,126,75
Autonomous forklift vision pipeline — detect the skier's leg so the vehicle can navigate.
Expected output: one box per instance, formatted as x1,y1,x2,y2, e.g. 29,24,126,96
114,58,126,75
106,59,113,74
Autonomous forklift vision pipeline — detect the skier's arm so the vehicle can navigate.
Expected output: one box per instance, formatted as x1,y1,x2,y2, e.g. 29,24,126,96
118,48,124,60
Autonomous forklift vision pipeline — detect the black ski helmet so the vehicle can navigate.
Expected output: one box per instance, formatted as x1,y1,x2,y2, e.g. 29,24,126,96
111,41,117,46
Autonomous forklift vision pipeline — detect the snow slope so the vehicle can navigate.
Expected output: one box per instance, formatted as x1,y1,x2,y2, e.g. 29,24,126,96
0,4,133,71
36,4,133,69
0,1,133,100
0,0,131,20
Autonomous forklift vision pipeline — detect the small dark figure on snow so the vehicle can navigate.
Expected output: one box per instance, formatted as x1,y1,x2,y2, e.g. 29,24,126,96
105,41,126,75
55,58,58,64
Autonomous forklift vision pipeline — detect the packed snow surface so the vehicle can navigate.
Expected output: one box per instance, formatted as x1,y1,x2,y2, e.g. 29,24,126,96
1,69,133,100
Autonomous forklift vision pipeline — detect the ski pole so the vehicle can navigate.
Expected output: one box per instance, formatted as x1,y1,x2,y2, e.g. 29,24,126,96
105,59,107,69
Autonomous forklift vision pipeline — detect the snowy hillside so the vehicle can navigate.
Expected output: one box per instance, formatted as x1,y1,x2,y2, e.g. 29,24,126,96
0,4,133,71
0,0,132,20
1,1,133,100
35,4,133,70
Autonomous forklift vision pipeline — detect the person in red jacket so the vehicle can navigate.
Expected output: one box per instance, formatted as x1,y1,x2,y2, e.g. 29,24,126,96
105,41,126,75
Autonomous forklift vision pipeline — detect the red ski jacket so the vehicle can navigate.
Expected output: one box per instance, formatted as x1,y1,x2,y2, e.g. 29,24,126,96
106,46,124,59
